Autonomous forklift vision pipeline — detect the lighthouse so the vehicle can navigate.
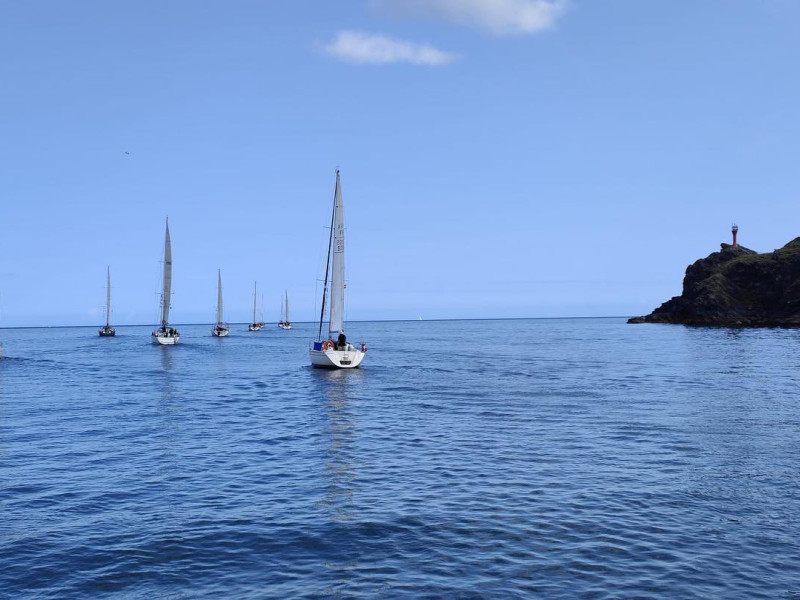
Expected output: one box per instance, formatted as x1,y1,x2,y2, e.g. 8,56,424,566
732,224,739,249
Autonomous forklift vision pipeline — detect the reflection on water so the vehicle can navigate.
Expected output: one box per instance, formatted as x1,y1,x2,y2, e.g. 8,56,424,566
314,369,364,596
211,335,230,375
316,370,360,523
159,345,173,372
157,346,176,407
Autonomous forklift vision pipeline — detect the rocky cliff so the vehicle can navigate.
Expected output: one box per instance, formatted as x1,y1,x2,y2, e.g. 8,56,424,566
628,238,800,326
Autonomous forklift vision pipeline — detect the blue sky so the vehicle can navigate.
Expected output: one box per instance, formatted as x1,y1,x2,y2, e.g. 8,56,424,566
1,1,799,326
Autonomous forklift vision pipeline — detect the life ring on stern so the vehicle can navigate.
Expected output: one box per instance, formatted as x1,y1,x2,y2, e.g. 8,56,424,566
322,340,334,351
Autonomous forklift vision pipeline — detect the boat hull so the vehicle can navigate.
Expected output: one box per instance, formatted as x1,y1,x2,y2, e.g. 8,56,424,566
248,323,263,331
212,327,229,337
152,331,179,345
278,323,292,330
309,347,365,369
98,328,116,337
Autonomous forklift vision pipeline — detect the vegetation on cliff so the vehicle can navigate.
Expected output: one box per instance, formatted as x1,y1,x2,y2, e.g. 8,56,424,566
628,238,800,326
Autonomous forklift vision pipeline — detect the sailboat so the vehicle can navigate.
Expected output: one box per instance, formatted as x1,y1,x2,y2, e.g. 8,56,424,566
98,266,116,336
212,269,230,337
248,282,263,331
278,289,292,330
152,218,179,345
309,170,367,369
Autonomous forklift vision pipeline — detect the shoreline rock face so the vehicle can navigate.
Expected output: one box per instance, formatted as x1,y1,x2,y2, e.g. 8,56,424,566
628,238,800,326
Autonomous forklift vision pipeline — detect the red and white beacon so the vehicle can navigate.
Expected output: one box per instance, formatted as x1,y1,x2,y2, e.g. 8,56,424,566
731,224,739,249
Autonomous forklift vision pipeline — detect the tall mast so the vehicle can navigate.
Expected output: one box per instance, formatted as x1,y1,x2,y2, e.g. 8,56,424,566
285,289,290,323
217,269,224,325
253,281,257,324
106,265,112,327
328,170,345,338
161,218,172,327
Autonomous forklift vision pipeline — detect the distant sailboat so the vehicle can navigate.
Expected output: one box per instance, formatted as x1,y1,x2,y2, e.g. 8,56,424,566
248,282,263,331
212,269,229,337
152,218,179,345
98,266,116,336
309,170,367,368
278,289,292,330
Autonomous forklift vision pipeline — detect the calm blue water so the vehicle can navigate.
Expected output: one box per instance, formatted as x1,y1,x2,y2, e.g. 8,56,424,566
1,318,799,598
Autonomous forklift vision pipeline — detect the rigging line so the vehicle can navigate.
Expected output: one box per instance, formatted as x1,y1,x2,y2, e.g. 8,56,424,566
312,215,332,336
317,175,337,341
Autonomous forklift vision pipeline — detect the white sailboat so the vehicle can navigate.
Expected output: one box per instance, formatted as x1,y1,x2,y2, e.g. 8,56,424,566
152,218,179,345
212,269,229,337
248,282,263,331
98,265,116,336
309,170,367,369
278,289,292,330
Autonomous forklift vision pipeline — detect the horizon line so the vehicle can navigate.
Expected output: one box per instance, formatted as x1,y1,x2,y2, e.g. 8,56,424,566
0,316,631,331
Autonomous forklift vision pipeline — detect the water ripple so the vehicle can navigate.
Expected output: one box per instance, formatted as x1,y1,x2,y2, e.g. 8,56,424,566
1,320,799,597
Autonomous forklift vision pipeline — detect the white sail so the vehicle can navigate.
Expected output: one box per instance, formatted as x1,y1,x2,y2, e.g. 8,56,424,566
253,282,258,323
105,266,112,327
217,269,224,325
285,289,290,323
328,170,345,337
309,169,365,368
160,219,172,327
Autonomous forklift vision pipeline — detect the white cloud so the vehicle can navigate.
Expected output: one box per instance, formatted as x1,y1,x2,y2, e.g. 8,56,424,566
373,0,567,35
324,31,458,66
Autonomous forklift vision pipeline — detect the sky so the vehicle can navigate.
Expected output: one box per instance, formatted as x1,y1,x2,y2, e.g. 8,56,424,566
1,0,799,327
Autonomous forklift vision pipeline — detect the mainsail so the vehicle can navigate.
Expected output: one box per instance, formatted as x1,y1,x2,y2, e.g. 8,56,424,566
160,219,172,327
217,270,224,325
105,266,112,327
284,289,290,323
252,282,258,324
328,171,346,337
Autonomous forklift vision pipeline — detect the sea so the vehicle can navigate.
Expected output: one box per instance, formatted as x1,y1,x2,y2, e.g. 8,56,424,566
1,318,798,599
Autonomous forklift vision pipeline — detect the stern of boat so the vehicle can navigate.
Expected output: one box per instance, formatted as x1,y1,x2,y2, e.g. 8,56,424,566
309,341,366,369
153,329,180,345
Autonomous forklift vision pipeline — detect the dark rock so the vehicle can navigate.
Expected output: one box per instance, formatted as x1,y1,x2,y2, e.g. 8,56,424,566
628,238,800,326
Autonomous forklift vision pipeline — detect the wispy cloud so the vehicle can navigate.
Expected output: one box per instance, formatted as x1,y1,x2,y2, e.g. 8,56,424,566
324,31,458,66
372,0,567,35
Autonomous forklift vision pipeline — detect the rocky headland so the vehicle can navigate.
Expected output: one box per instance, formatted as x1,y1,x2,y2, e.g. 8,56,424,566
628,238,800,326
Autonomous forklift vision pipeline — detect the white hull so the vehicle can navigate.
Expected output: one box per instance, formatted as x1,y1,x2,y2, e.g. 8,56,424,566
278,322,292,330
152,329,179,345
212,326,229,337
309,347,365,369
248,323,263,331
